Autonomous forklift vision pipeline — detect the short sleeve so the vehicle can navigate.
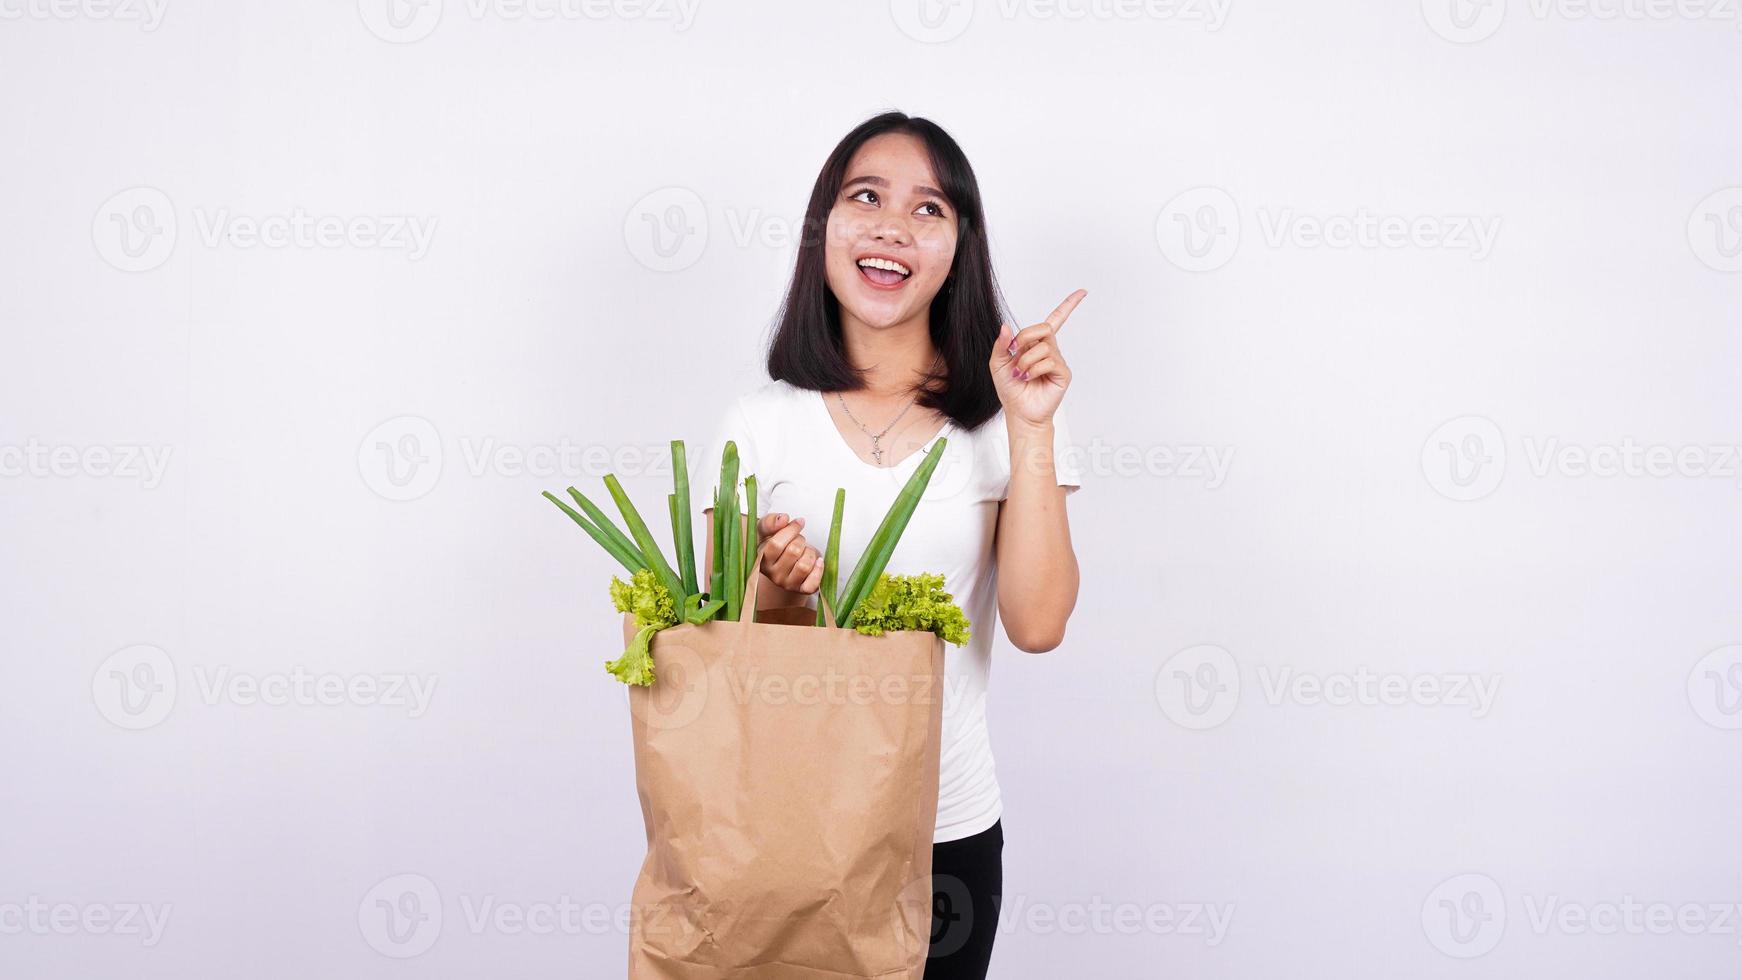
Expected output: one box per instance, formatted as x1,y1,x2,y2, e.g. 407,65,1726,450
695,395,761,513
997,403,1083,501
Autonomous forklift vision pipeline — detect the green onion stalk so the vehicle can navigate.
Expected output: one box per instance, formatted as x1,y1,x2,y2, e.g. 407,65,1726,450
837,437,947,630
816,488,845,626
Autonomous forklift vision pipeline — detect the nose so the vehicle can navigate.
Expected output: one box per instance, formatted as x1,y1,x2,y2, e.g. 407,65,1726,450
871,212,911,247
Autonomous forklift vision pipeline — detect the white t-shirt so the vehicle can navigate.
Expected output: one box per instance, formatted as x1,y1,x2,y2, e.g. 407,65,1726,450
698,379,1082,843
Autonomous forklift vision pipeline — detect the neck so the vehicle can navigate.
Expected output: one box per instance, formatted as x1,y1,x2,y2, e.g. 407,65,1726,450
839,308,938,397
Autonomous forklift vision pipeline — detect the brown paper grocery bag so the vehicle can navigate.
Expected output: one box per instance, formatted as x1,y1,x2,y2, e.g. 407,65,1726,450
625,566,946,979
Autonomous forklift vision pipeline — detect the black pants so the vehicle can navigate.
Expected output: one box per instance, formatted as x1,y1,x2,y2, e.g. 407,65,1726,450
924,819,1003,979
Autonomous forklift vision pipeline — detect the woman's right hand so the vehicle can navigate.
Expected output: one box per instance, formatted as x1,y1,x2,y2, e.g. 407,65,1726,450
757,512,825,595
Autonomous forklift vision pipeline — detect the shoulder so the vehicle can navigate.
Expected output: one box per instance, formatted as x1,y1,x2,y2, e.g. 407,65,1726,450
741,378,808,407
734,379,814,425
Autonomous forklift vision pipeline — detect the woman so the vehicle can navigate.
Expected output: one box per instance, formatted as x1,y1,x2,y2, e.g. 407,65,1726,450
673,110,1085,979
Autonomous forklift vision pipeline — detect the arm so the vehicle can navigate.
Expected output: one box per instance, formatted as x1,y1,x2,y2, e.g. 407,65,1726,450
994,418,1080,653
989,289,1088,654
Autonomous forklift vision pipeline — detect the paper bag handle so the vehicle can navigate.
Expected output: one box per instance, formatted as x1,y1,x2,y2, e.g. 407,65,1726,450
738,539,768,624
736,538,838,628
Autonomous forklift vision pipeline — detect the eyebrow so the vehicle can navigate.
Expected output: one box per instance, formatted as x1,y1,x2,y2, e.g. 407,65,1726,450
844,174,951,205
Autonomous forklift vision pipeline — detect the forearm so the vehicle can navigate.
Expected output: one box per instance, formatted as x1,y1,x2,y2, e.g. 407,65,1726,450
996,418,1079,652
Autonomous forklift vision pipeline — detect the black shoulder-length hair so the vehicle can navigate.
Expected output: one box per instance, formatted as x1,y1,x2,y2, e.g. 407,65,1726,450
764,111,1009,432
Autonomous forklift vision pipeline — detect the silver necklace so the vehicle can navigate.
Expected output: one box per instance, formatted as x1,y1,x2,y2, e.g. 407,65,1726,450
835,390,917,466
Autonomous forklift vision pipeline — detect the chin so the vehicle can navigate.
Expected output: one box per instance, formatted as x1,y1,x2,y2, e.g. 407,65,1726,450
848,302,901,327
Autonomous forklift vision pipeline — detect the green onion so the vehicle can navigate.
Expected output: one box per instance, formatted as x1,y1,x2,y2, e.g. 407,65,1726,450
671,440,698,597
666,492,683,589
565,486,641,564
542,490,644,574
604,474,684,606
816,488,844,626
685,597,725,625
838,437,947,629
742,474,758,605
718,443,741,620
819,587,838,629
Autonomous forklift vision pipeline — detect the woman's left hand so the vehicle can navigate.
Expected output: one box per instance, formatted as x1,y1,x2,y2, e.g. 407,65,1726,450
990,288,1086,427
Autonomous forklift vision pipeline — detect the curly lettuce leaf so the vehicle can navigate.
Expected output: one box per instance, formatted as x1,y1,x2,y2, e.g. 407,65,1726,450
606,623,659,686
605,569,679,686
850,572,971,647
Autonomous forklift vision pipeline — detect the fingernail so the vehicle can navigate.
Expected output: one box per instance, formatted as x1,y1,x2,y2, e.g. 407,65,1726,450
1007,341,1016,355
1018,369,1029,380
1012,367,1022,379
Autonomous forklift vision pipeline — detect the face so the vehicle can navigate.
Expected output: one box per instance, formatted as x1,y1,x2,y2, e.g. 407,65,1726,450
823,132,959,330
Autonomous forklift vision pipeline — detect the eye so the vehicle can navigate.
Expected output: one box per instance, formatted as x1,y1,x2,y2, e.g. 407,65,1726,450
917,200,947,218
849,188,878,205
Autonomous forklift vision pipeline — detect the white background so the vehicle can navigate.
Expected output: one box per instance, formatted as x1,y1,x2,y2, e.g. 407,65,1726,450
3,0,1741,976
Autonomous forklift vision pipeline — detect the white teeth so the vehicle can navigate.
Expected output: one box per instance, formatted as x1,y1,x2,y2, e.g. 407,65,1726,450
857,257,911,277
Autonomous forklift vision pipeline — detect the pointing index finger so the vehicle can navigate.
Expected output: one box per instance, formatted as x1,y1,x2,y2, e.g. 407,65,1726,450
1043,288,1088,333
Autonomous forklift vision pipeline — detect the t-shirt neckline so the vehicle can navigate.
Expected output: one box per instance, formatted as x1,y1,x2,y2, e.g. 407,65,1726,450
811,388,954,473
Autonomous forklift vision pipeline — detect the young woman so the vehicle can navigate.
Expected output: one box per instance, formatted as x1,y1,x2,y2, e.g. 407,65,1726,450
640,111,1085,979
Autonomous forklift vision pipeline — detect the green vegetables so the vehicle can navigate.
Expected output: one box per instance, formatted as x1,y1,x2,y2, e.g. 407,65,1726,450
831,436,949,630
547,438,759,685
849,573,971,646
605,569,678,685
546,431,963,686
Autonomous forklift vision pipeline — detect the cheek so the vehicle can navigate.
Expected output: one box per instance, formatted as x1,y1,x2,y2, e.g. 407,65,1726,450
822,210,848,265
918,234,957,286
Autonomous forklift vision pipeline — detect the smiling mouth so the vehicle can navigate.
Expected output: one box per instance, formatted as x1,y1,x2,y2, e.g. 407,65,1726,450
856,256,912,289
